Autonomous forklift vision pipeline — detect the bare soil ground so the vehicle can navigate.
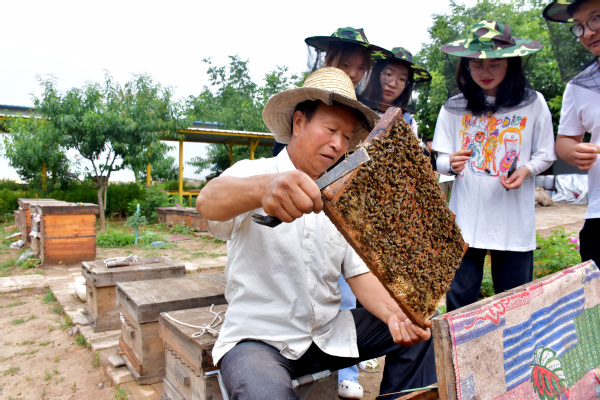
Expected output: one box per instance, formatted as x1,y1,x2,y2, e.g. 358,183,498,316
0,288,111,400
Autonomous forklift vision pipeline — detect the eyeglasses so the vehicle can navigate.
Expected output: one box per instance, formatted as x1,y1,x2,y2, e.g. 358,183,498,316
570,14,600,37
467,59,508,74
381,69,409,89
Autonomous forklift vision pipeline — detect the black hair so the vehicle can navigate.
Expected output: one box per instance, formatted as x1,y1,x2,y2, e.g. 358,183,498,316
567,0,592,17
360,59,414,109
456,57,529,115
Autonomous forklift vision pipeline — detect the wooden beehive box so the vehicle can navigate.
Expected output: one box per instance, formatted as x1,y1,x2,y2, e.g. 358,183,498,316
35,202,98,265
322,107,465,328
159,306,338,400
81,257,186,332
17,198,65,247
117,273,227,384
188,209,208,232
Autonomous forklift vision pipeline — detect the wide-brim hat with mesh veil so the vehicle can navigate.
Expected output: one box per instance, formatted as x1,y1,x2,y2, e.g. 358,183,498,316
305,27,393,61
263,67,378,151
374,47,432,82
543,0,577,22
440,20,544,58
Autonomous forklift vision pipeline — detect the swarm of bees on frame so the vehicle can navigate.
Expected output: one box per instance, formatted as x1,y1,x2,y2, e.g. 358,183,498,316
336,117,465,319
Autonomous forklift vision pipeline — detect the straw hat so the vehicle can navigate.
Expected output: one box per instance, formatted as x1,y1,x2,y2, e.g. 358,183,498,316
543,0,577,22
441,20,543,58
263,67,378,151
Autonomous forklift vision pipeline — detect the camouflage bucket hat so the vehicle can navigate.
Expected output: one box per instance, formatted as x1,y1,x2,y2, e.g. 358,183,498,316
387,47,432,82
305,27,393,60
543,0,577,22
440,20,543,58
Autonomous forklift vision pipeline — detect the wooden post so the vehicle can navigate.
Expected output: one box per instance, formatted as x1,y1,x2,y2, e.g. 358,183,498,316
227,141,234,166
146,164,151,186
179,140,184,204
249,138,260,160
42,163,47,192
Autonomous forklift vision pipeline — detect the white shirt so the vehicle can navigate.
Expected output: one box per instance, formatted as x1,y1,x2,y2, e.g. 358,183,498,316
558,69,600,219
206,149,369,365
433,92,556,251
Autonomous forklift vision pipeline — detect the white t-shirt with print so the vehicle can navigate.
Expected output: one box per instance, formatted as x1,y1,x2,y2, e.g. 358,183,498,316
558,68,600,219
433,92,556,251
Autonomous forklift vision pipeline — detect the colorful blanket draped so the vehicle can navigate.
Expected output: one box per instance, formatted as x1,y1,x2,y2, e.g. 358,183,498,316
445,261,600,400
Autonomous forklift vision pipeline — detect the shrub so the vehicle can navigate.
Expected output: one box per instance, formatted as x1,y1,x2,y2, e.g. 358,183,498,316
128,184,174,223
534,228,582,279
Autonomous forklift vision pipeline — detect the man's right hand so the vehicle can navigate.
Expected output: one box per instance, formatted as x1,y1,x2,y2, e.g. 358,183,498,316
261,170,323,223
449,149,473,173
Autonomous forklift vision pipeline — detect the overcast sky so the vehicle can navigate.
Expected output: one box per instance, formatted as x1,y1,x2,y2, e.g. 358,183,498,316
1,0,475,182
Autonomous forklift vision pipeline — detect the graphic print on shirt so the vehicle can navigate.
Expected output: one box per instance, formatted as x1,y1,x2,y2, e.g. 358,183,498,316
459,113,527,177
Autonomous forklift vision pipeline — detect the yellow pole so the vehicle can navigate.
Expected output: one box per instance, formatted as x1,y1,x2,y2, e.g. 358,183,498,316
146,164,151,186
179,140,184,204
42,163,47,192
249,138,261,160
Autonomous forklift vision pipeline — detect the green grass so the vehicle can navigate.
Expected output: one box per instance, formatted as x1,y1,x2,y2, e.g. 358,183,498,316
44,370,51,381
74,334,86,347
209,253,227,258
97,229,168,248
20,340,35,345
39,341,52,346
11,318,25,325
54,356,59,363
0,256,41,277
42,289,57,303
1,300,26,308
50,304,64,315
112,387,129,400
3,366,20,376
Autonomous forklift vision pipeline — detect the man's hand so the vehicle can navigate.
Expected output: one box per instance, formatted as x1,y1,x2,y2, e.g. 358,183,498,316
388,310,431,346
500,166,530,190
449,149,473,173
261,170,323,223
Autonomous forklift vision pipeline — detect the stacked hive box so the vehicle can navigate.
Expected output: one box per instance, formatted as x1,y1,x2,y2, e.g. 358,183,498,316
158,207,208,232
33,202,98,265
81,257,186,332
16,198,65,247
159,306,338,400
117,273,227,384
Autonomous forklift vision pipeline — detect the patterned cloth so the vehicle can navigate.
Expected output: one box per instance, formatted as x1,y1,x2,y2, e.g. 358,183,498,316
444,261,600,400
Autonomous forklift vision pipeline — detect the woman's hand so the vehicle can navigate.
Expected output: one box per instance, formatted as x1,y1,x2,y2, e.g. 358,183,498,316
570,143,600,171
500,166,530,190
449,149,473,173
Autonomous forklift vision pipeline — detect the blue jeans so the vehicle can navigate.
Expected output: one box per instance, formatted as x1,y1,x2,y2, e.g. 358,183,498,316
338,276,360,384
220,307,436,400
446,247,533,312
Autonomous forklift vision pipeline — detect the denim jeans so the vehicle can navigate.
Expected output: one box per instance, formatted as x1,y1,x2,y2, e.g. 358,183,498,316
446,247,533,312
220,307,436,400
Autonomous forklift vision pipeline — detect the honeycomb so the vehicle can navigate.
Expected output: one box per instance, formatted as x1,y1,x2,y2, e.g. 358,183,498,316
324,110,465,326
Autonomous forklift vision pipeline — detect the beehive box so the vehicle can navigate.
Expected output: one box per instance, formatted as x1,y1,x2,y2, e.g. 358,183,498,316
432,261,600,400
81,257,186,332
117,273,227,384
159,306,338,400
17,198,66,247
34,202,98,265
322,107,466,328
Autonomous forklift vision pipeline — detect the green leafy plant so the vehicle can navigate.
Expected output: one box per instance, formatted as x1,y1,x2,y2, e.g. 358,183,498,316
534,228,582,279
42,288,57,303
74,334,86,347
128,184,175,223
44,370,51,381
92,351,100,368
112,387,129,400
2,366,20,376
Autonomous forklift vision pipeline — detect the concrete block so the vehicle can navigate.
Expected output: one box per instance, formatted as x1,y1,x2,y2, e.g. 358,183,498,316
108,354,126,367
120,381,161,400
106,365,136,385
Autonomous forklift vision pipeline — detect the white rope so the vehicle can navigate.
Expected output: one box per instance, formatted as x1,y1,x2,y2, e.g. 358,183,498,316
164,304,224,338
103,255,138,266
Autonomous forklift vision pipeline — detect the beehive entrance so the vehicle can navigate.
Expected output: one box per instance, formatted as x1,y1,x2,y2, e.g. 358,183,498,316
322,107,466,328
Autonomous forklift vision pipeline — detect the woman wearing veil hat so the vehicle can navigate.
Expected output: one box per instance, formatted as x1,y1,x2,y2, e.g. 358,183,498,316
432,20,556,312
543,0,600,266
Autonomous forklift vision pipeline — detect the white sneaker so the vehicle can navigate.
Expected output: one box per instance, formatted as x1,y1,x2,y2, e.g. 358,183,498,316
338,379,363,399
358,358,379,373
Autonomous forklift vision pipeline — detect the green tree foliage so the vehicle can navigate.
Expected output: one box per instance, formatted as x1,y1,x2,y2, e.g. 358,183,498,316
415,0,567,139
186,56,304,176
138,155,180,183
34,72,185,230
3,117,74,190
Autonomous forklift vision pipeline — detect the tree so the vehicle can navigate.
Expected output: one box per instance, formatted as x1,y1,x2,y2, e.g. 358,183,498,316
414,0,566,139
3,117,76,190
34,72,185,230
138,155,180,183
186,56,304,176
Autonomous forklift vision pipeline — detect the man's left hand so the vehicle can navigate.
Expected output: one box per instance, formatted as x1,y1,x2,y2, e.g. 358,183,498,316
387,311,431,346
